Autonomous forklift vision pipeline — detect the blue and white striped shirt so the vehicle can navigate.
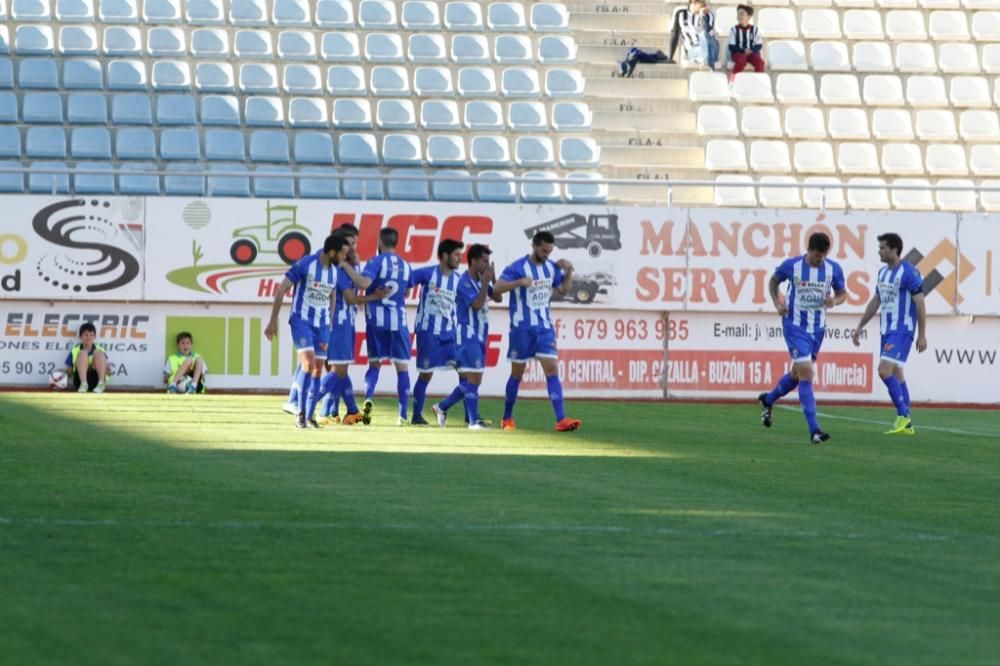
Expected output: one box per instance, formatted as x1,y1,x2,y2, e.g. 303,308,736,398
456,272,492,344
362,252,412,332
412,266,460,337
500,256,564,330
773,256,845,335
877,262,924,334
333,262,360,328
285,251,338,327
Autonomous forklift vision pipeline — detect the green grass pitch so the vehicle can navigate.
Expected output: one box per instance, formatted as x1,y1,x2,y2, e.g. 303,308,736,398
2,392,999,665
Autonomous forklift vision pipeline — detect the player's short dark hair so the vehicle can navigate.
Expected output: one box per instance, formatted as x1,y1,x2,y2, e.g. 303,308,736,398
467,244,492,262
334,223,359,238
176,331,193,344
379,227,399,249
737,4,754,15
323,233,347,254
438,238,465,259
79,322,96,336
877,232,904,256
807,232,831,253
532,231,556,246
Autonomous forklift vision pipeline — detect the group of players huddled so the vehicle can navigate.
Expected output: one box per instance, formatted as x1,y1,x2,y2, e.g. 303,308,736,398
263,224,582,432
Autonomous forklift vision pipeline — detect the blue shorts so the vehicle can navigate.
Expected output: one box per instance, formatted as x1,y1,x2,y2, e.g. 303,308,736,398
508,326,558,363
289,319,330,359
327,324,356,365
416,331,457,372
455,338,487,373
880,332,914,366
366,325,411,364
783,324,824,363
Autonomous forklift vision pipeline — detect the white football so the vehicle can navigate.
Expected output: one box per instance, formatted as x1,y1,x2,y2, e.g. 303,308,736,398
177,377,192,393
50,370,68,390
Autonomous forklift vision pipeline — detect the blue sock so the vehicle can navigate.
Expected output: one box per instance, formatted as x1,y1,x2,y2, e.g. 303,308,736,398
503,376,521,420
464,383,480,424
413,377,429,418
305,374,320,419
297,370,312,415
288,368,304,404
316,372,337,406
546,374,566,421
322,391,337,418
798,380,820,434
460,378,470,423
339,375,359,414
882,375,909,417
364,366,380,400
900,381,910,412
765,372,799,407
397,370,410,419
439,381,466,412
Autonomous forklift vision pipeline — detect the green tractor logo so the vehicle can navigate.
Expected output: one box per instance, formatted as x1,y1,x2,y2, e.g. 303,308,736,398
229,202,312,266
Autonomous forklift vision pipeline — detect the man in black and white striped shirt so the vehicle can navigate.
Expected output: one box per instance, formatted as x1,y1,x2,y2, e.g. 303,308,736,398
666,0,716,64
728,4,765,81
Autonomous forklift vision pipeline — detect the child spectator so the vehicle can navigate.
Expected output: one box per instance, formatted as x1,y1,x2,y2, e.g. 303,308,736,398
65,322,109,393
164,331,208,394
729,4,764,81
620,0,714,76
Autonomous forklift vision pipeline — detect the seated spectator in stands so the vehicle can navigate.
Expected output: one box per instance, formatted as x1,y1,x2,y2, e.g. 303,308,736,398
164,331,208,394
621,0,715,75
666,0,704,64
65,322,109,393
692,0,719,71
728,4,764,81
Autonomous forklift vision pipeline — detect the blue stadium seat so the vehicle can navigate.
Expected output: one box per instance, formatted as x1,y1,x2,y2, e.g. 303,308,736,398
207,164,250,197
195,62,235,92
552,102,592,131
521,171,561,203
144,0,181,23
111,95,153,125
229,0,267,26
476,170,517,202
201,95,240,126
118,162,161,195
342,168,384,199
457,67,498,97
382,134,422,166
283,64,322,95
147,27,185,56
245,96,284,126
326,65,366,95
413,67,454,96
71,128,112,158
204,129,246,161
431,170,475,202
495,35,533,64
402,1,440,31
408,34,446,64
67,93,108,124
388,169,430,201
160,129,201,160
426,135,466,167
0,60,11,88
108,60,147,90
464,100,504,130
15,25,54,55
57,0,96,21
501,68,541,98
273,0,311,26
74,162,116,194
19,59,59,88
359,0,397,29
22,92,63,123
28,161,70,193
100,0,139,23
0,28,9,56
187,0,225,25
115,127,156,160
444,2,483,31
488,2,527,31
451,35,489,64
339,133,379,165
63,59,103,89
297,166,340,198
365,33,404,63
235,30,273,59
0,127,22,157
191,28,229,58
289,97,328,127
250,131,290,162
0,164,25,193
26,127,67,158
514,136,555,168
239,63,278,93
508,101,547,132
376,99,416,130
321,32,359,61
332,98,372,129
157,94,196,125
470,136,511,167
370,66,409,96
316,0,353,28
59,26,98,55
14,0,53,21
102,27,141,55
278,30,316,60
253,166,295,198
164,163,205,195
151,61,191,90
0,93,18,122
293,132,335,164
420,99,460,130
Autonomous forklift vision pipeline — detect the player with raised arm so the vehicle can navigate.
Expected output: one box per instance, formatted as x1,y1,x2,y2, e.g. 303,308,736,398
758,232,847,444
851,232,927,435
265,233,348,429
360,227,414,426
492,231,581,432
432,244,500,430
409,239,464,426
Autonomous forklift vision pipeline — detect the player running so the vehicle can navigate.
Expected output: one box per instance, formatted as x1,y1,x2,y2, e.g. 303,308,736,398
265,234,349,429
758,232,847,444
493,231,581,432
432,244,500,430
409,239,464,426
851,232,927,435
361,227,414,426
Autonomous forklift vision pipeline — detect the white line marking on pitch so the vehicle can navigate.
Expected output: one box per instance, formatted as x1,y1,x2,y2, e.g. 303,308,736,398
775,406,999,438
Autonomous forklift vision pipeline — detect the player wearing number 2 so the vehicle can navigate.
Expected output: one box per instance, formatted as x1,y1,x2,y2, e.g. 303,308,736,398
758,232,847,444
409,239,464,426
361,227,414,426
493,230,581,432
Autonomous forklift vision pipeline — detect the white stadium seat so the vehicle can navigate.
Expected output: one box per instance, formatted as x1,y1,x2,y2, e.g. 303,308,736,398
705,139,747,171
838,142,880,173
689,71,731,102
939,43,980,73
244,96,283,126
187,0,224,24
853,42,893,71
803,177,846,209
847,177,890,209
829,108,870,139
431,169,474,201
229,0,266,25
934,179,977,211
476,170,516,202
949,76,992,106
980,179,1000,211
288,97,327,127
283,64,322,95
277,30,315,60
785,107,827,138
844,9,885,37
750,140,792,171
972,10,1000,39
872,109,915,140
890,178,935,210
895,42,937,71
759,176,803,208
732,73,774,103
881,143,924,174
863,74,905,105
926,144,968,175
768,40,808,70
144,0,180,23
916,109,958,140
758,9,799,37
929,10,970,39
714,175,757,207
811,41,851,71
886,10,928,39
906,75,948,105
339,133,379,165
801,9,842,37
538,35,577,64
971,145,1000,175
382,134,422,166
697,105,739,136
741,106,782,137
959,109,1000,140
60,26,97,55
273,0,310,26
820,74,862,104
776,74,818,103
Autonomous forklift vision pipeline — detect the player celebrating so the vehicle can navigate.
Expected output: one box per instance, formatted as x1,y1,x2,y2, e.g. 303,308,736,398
758,232,847,444
851,232,927,435
493,231,581,432
361,227,414,426
265,233,349,429
410,239,464,425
